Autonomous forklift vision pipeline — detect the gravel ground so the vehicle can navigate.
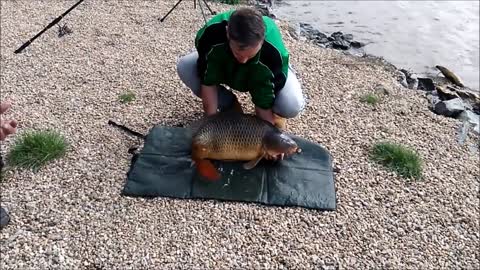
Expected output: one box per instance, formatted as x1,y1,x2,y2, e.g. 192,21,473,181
1,1,479,269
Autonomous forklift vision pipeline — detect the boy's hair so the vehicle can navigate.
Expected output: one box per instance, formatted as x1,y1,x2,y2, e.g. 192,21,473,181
227,8,265,49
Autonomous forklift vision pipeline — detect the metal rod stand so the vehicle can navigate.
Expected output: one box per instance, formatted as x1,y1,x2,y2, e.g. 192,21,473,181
159,0,216,23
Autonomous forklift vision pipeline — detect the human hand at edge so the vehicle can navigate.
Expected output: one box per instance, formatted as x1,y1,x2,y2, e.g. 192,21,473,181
200,84,219,116
0,101,18,141
255,106,275,125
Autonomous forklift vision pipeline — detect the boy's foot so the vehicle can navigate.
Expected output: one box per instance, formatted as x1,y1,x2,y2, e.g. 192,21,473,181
273,114,286,129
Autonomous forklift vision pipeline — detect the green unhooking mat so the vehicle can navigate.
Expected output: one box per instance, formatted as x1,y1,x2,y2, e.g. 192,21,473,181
122,125,337,210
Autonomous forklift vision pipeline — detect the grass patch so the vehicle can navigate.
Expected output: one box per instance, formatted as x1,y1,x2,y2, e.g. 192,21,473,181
6,130,68,171
369,141,423,180
360,93,380,105
119,91,136,104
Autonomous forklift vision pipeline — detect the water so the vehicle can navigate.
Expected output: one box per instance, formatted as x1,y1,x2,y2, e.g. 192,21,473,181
273,0,480,91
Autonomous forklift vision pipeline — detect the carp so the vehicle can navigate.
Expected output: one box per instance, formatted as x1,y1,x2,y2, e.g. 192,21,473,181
190,111,301,181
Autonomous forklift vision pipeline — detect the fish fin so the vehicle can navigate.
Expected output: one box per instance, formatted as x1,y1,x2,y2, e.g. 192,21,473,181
221,95,243,114
243,153,265,170
187,116,208,136
194,159,221,181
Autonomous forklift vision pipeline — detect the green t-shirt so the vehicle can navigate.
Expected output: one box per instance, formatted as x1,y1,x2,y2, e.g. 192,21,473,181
195,10,289,109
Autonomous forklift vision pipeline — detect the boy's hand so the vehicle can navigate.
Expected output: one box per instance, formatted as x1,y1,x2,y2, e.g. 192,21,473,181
0,101,18,141
255,106,275,125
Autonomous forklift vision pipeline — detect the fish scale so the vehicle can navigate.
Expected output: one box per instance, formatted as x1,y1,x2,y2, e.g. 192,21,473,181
191,112,300,181
192,112,274,160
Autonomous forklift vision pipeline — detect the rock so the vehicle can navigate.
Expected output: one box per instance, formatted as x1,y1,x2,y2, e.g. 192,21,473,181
287,22,301,40
446,86,480,114
314,31,328,39
331,31,344,39
436,86,460,100
452,87,480,100
457,110,480,134
299,22,314,32
417,77,435,91
331,39,350,50
399,68,412,78
399,69,418,89
343,33,354,41
396,70,408,88
407,74,418,90
328,31,359,50
345,47,366,57
457,120,471,145
312,31,328,42
350,41,365,48
316,37,330,44
297,23,364,51
433,98,466,117
254,2,276,18
428,93,442,109
448,86,479,97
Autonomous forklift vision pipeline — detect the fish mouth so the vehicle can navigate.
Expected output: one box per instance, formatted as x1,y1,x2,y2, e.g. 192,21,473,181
266,145,300,159
262,129,300,159
285,146,301,156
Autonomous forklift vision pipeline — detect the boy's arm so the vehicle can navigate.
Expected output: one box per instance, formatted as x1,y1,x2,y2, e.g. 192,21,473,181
201,85,218,116
251,52,289,124
195,26,219,115
195,29,210,83
255,106,275,125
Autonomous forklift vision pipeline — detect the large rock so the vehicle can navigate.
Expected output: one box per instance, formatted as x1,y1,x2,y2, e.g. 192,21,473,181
396,70,408,88
451,87,480,114
331,39,350,50
297,23,365,51
399,69,418,89
254,1,276,18
350,41,365,48
433,98,466,117
436,86,460,100
287,21,301,40
457,110,480,134
417,77,435,91
439,86,480,114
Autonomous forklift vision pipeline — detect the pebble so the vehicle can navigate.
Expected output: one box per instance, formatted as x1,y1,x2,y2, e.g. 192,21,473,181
0,1,478,270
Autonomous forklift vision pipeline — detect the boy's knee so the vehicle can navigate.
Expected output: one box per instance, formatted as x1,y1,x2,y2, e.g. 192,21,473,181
176,51,200,94
275,95,305,118
176,54,190,80
274,82,305,118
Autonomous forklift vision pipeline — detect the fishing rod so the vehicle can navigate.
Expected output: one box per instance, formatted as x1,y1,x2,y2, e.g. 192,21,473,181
14,0,86,54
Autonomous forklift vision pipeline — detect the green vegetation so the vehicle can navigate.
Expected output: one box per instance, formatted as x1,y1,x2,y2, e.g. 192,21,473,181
119,91,136,104
369,141,423,180
360,93,380,105
6,130,68,171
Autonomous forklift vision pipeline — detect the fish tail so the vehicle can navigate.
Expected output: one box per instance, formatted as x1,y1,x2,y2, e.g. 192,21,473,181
193,158,221,181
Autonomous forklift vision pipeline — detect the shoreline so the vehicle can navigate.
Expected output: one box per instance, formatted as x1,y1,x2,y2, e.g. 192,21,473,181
0,1,479,269
252,0,480,137
266,0,480,92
